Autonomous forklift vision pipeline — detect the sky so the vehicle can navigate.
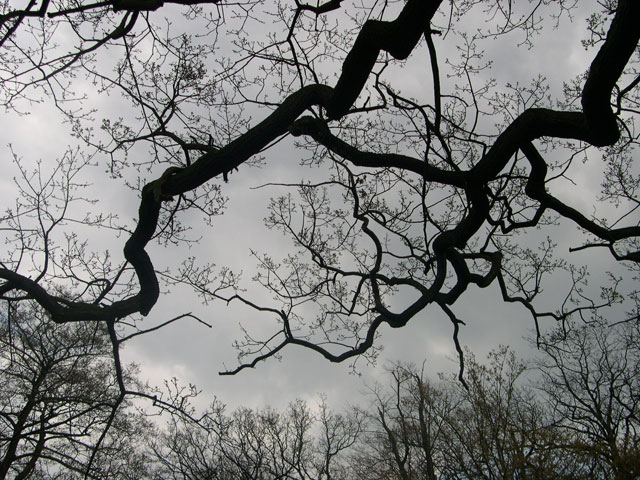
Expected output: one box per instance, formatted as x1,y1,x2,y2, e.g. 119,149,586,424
0,0,625,414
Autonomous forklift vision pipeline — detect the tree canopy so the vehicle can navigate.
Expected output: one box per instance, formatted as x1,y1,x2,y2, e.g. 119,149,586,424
0,0,639,432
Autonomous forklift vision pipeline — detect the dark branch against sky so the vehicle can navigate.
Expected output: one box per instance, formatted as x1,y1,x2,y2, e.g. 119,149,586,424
0,0,638,412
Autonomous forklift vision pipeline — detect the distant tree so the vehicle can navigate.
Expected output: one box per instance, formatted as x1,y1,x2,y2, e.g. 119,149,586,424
352,364,451,480
537,319,640,480
148,396,362,479
439,347,586,479
0,301,147,479
145,336,640,479
351,336,640,479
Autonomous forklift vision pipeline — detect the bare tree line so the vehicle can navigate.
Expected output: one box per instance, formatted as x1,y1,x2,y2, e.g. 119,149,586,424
2,303,638,478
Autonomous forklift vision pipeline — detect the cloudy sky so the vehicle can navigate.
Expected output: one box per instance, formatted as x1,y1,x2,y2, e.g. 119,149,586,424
0,0,622,413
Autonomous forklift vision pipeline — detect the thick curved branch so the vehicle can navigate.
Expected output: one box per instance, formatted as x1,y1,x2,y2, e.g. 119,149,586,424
2,0,639,350
581,0,640,145
326,0,443,119
472,0,640,184
295,0,343,16
124,0,444,320
289,116,463,187
521,142,640,244
223,252,451,375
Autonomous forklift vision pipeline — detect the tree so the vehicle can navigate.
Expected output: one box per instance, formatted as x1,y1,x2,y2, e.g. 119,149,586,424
353,363,452,480
356,354,585,480
439,347,586,480
537,319,640,480
0,301,148,479
354,346,639,480
0,0,639,418
145,340,639,480
148,395,363,479
62,318,636,480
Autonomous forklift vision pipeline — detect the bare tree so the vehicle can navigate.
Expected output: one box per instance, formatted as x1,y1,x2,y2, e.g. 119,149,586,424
0,0,639,439
145,339,639,479
354,364,452,480
148,395,362,479
537,319,640,480
0,301,148,479
354,350,610,480
439,347,588,480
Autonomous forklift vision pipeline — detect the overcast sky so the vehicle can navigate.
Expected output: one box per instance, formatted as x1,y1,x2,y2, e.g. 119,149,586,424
0,1,618,414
